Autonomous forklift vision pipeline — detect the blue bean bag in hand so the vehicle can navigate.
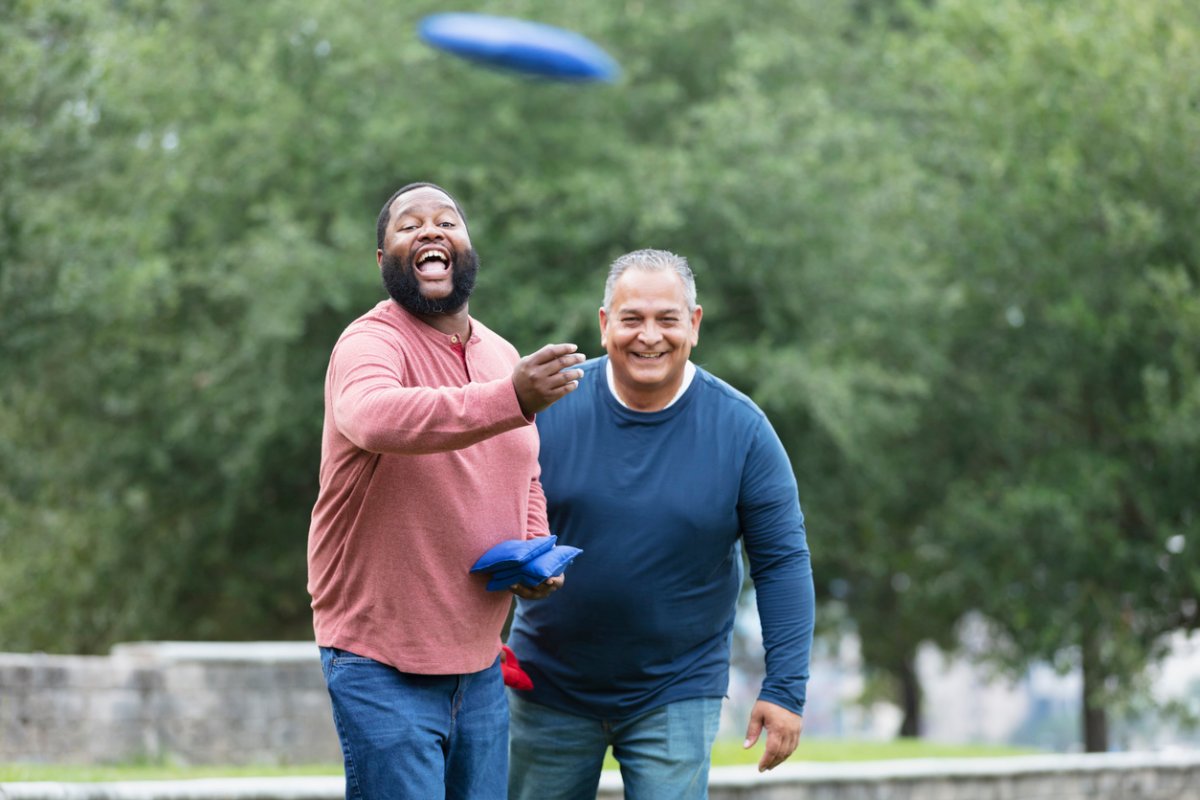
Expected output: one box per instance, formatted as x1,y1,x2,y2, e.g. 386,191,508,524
484,545,583,591
469,535,557,574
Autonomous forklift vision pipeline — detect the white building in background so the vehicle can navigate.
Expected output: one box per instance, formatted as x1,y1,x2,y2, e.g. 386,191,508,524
724,593,1200,751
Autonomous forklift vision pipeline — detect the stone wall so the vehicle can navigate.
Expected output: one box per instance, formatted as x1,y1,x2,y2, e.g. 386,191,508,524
0,643,339,765
3,642,1198,800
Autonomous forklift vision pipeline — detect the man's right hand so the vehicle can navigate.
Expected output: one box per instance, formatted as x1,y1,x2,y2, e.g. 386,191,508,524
512,344,585,416
509,575,564,600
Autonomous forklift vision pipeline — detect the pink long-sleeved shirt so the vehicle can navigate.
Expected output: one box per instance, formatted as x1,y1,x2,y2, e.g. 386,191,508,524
307,300,549,674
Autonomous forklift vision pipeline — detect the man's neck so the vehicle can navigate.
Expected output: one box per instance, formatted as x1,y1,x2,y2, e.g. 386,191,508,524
607,360,696,412
409,304,471,339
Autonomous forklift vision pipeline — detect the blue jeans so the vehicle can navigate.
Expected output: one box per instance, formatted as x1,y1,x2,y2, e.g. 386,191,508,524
508,694,723,800
319,647,508,800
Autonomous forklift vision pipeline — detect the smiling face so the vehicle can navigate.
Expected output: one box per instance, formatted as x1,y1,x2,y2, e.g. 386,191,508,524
600,267,703,411
377,186,477,316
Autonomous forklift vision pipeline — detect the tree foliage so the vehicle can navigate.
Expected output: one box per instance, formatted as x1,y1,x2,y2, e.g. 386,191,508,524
1,0,1197,751
881,0,1200,747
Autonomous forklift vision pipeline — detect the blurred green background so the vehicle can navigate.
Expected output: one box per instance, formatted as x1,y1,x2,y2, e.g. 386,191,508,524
1,0,1197,753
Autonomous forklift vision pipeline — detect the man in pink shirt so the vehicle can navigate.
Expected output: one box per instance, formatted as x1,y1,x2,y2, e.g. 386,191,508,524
308,182,584,799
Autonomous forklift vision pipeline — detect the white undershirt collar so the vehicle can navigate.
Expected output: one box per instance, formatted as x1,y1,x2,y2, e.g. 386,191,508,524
606,359,696,411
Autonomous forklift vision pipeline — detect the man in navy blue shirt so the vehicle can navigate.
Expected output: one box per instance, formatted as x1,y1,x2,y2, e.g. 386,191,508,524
507,249,815,799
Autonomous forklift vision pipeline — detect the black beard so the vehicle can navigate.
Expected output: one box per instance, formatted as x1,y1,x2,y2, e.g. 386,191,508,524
380,247,479,316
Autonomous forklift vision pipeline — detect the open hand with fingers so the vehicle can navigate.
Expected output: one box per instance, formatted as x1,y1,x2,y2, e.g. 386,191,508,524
744,700,804,772
512,343,586,416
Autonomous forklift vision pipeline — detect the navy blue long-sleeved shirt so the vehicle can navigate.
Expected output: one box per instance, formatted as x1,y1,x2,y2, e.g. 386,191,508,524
508,356,814,719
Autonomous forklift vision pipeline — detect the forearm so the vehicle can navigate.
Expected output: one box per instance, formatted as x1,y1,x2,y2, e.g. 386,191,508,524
740,418,815,714
335,376,529,454
753,554,815,715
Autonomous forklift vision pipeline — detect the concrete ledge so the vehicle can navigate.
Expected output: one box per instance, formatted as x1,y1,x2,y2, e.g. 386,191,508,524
108,644,323,665
3,752,1199,800
700,750,1200,783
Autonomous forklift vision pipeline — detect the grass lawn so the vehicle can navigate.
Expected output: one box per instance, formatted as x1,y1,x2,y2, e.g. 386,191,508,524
1,739,1039,782
603,737,1037,770
712,737,1038,766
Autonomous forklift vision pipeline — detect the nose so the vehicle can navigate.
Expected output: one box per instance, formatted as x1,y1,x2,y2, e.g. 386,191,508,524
636,322,662,345
417,221,444,240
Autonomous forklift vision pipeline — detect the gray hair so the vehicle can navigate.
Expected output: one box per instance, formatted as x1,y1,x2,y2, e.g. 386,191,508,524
602,249,697,312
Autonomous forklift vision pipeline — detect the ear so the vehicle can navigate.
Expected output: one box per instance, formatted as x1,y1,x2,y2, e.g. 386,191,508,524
690,305,703,346
598,306,609,349
376,249,384,269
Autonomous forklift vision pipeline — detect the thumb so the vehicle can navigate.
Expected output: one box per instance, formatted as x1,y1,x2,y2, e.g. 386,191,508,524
744,714,763,749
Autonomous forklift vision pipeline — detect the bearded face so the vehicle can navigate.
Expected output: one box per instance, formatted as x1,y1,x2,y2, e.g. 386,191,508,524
380,245,479,316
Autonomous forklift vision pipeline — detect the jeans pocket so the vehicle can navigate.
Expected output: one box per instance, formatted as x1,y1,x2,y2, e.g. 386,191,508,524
321,647,376,680
319,646,335,682
332,649,377,666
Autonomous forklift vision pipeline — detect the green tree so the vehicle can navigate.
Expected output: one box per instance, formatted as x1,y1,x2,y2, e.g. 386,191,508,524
1,0,390,645
5,0,1196,757
1,5,951,736
887,0,1200,751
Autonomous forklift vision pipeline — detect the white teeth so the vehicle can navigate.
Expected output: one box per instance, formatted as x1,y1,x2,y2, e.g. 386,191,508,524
415,250,450,274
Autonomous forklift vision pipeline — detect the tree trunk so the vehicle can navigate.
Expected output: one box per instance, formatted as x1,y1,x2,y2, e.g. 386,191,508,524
897,654,923,738
1081,632,1109,752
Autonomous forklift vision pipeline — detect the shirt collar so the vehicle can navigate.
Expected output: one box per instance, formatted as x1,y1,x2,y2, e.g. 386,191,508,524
605,359,696,410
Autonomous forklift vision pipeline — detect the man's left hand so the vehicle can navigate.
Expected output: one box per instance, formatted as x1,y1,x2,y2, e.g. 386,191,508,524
743,700,803,772
509,575,564,600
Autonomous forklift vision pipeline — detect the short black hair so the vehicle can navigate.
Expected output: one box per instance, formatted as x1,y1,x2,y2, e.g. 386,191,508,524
376,182,468,251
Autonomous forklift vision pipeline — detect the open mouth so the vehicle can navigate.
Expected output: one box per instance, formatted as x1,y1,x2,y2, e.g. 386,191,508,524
632,352,666,360
415,247,451,275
